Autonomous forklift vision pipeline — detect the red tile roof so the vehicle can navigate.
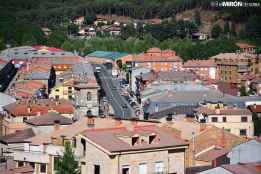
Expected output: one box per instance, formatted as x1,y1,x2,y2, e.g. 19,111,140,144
195,106,252,115
134,48,182,62
32,45,63,52
223,162,261,174
25,112,73,126
190,126,245,155
183,59,216,68
1,166,34,174
248,105,261,113
0,128,35,144
236,42,256,49
81,125,188,153
196,147,229,162
3,99,74,117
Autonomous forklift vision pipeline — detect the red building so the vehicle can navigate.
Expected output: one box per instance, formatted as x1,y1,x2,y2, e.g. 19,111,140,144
133,48,183,72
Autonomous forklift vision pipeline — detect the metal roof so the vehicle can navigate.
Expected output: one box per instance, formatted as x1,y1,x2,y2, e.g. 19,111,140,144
87,51,129,60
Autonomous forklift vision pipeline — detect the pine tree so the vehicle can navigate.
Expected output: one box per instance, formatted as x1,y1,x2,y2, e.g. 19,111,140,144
56,142,80,174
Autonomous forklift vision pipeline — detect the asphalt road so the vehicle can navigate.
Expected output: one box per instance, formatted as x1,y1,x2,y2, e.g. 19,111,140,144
94,64,135,118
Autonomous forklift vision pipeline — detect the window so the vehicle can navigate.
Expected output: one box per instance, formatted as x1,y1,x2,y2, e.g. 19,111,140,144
149,135,156,144
29,162,35,169
240,129,247,136
225,129,231,132
87,92,92,101
18,161,24,167
223,117,227,122
40,164,46,173
139,163,147,174
23,117,27,122
155,162,164,174
211,117,218,122
241,117,248,122
94,165,100,174
122,166,130,174
55,95,59,100
81,138,86,155
131,136,139,146
55,89,60,92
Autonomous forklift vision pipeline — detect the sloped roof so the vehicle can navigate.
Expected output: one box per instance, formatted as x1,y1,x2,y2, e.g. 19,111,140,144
191,126,245,155
81,125,188,153
0,128,35,144
87,51,129,60
0,93,16,110
25,112,72,126
223,162,261,174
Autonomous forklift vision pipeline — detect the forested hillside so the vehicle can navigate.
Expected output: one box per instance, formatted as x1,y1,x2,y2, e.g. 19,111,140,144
0,0,261,59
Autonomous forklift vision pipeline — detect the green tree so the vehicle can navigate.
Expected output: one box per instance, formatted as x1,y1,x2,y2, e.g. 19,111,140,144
21,33,37,46
56,142,80,174
253,112,261,136
47,30,67,48
211,24,222,38
224,21,230,35
240,85,247,96
0,37,5,51
245,16,261,38
61,40,75,51
84,12,96,25
194,10,201,26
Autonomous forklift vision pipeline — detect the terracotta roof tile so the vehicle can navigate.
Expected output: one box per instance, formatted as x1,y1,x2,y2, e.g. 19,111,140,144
196,147,230,162
248,105,261,113
1,166,34,174
190,126,245,154
0,128,35,144
223,162,261,174
81,125,188,153
183,59,216,68
25,112,73,126
236,42,256,49
3,99,74,117
195,106,251,115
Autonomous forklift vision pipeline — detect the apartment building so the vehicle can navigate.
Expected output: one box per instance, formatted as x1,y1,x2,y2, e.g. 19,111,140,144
7,117,159,174
1,99,74,135
183,59,217,80
76,124,188,174
133,48,183,72
194,103,254,137
211,53,258,85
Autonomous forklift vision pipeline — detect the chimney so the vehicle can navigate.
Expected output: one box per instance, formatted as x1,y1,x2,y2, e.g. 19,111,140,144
87,116,95,128
155,104,159,113
115,118,123,127
218,127,226,148
254,104,257,109
215,108,220,114
43,142,49,153
54,120,60,131
27,106,32,114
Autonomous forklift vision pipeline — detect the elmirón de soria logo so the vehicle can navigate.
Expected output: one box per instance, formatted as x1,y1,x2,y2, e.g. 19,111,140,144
215,1,243,7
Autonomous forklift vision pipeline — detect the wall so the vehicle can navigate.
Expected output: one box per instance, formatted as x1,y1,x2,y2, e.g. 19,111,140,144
207,114,254,137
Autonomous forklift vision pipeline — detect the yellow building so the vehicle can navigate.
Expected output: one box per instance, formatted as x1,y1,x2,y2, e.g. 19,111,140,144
49,75,74,100
211,53,258,85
